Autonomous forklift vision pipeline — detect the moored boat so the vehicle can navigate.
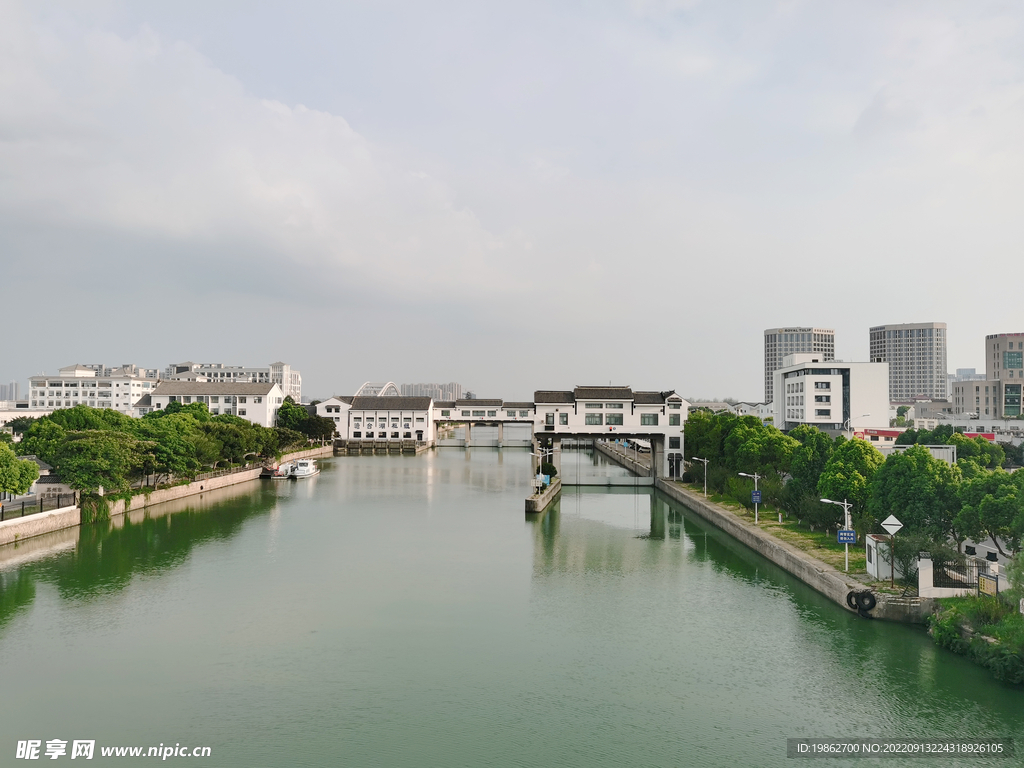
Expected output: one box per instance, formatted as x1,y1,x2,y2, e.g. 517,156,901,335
289,459,320,479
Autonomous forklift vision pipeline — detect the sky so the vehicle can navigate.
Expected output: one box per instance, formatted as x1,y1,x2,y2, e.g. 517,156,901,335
2,0,1023,402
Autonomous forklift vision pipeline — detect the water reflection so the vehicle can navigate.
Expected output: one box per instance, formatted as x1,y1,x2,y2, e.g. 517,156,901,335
0,484,278,629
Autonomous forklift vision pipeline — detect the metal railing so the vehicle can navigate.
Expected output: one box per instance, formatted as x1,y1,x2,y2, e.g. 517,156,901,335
0,492,81,522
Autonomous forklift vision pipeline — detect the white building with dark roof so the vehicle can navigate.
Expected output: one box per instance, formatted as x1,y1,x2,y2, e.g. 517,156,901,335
148,382,285,427
315,397,354,438
533,386,688,477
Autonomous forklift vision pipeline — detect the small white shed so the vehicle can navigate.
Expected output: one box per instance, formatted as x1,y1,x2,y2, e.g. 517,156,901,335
866,534,903,580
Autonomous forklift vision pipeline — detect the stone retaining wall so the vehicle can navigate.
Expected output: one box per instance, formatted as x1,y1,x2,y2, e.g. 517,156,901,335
0,445,334,548
656,480,937,624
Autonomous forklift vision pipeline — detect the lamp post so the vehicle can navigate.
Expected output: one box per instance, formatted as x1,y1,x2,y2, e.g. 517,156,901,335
738,471,761,524
821,497,853,572
691,457,709,497
843,413,870,435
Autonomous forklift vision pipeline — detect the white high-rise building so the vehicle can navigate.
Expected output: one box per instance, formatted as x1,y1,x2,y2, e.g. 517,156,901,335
868,322,947,402
764,327,834,403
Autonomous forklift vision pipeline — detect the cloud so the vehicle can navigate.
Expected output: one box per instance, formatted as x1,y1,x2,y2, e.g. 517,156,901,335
0,3,515,302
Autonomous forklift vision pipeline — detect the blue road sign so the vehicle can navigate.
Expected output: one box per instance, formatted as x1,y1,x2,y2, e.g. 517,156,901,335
837,529,856,544
751,490,761,504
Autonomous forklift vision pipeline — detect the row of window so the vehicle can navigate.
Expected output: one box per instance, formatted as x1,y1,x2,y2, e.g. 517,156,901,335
352,432,422,439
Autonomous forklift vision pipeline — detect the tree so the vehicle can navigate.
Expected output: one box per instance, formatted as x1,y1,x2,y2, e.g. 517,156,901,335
276,397,309,433
52,432,144,494
869,445,962,544
15,420,68,465
788,425,834,497
0,444,40,495
818,437,884,532
303,415,337,443
6,416,36,435
957,470,1023,557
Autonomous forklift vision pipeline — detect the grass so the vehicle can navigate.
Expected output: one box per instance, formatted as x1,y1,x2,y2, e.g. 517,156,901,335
677,482,869,575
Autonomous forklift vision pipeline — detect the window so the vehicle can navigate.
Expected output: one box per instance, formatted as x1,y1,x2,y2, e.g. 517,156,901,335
353,431,361,438
545,413,554,425
814,395,830,403
462,410,471,416
472,410,485,417
668,402,681,409
507,411,516,417
441,410,451,417
487,410,497,417
520,410,529,417
585,403,602,409
641,414,658,426
559,413,568,425
416,417,424,423
606,403,623,409
254,397,262,403
585,413,603,425
404,432,412,438
815,409,831,417
814,382,830,390
239,409,247,416
391,432,399,438
606,414,623,425
669,414,680,426
669,437,680,449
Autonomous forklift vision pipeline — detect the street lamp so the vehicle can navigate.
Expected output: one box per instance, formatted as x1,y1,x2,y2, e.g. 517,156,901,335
691,457,709,498
738,471,761,524
821,497,853,572
843,414,870,434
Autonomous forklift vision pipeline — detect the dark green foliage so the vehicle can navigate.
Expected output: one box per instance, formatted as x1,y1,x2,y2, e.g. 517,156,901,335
541,461,557,478
929,599,1024,685
0,443,40,495
6,416,37,434
12,401,297,493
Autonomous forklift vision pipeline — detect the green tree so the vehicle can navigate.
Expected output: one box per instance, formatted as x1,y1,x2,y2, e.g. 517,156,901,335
53,432,144,494
817,437,884,532
6,416,36,435
303,415,338,443
787,425,834,497
957,470,1023,557
276,396,309,433
16,420,68,465
0,444,40,495
869,445,963,544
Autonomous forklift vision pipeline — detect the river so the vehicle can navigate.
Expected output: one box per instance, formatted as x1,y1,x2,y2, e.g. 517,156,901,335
0,449,1020,766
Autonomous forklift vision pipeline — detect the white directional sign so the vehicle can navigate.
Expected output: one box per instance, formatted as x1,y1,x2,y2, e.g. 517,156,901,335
881,515,903,536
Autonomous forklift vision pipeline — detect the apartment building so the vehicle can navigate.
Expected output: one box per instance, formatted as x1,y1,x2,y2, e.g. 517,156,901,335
165,361,302,401
148,382,285,427
27,365,158,415
868,322,947,402
764,327,834,403
772,354,888,435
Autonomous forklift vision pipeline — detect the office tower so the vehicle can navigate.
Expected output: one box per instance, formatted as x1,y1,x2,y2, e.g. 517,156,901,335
764,327,834,403
868,323,947,402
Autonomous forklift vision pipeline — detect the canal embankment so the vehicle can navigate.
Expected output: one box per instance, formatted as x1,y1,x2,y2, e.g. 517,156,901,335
0,445,334,548
592,440,934,624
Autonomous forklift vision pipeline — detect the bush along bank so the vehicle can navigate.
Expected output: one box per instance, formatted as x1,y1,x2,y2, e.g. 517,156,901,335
928,596,1024,685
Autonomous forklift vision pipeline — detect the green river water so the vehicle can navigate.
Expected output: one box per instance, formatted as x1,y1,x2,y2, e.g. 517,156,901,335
0,450,1020,767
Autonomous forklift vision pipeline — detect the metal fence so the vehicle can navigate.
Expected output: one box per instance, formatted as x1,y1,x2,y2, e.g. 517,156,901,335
0,493,80,522
932,558,985,590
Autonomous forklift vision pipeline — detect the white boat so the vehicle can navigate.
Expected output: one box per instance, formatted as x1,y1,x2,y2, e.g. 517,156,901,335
289,459,320,479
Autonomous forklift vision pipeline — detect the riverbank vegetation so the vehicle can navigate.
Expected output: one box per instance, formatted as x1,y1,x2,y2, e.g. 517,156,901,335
929,559,1024,684
13,403,318,495
682,410,1023,573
